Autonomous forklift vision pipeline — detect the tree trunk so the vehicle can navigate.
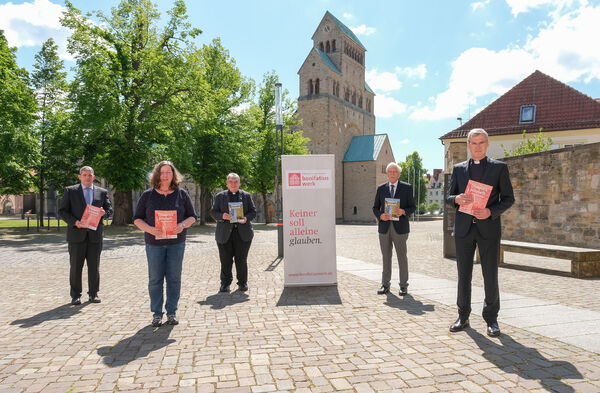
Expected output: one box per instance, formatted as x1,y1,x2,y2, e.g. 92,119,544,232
261,191,270,224
199,185,210,225
112,189,133,225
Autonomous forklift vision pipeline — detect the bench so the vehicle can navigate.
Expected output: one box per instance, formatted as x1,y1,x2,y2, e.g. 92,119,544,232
499,240,600,278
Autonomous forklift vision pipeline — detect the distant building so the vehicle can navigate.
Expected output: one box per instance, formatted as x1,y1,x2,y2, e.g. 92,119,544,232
425,169,444,209
297,11,395,222
440,70,600,170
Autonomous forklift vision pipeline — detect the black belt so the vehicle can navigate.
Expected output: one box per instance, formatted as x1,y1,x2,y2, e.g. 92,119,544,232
232,223,238,229
472,217,477,224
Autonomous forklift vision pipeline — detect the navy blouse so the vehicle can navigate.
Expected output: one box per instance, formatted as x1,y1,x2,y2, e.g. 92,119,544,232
133,187,198,245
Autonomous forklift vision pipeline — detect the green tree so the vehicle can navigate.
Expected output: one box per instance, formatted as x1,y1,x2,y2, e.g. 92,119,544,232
244,71,308,223
398,152,427,212
168,39,253,224
0,30,38,195
503,130,553,157
426,201,440,214
61,0,202,225
31,38,74,223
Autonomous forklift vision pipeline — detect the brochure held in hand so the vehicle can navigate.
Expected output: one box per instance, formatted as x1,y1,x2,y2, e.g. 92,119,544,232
384,198,401,221
459,180,493,216
80,205,103,231
228,202,245,223
155,210,178,239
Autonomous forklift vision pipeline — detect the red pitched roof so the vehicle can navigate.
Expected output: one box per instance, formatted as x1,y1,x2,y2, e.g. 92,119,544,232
440,70,600,140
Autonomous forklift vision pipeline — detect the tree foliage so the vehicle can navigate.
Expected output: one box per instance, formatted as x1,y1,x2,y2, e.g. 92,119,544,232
503,130,553,157
61,0,202,224
398,151,428,208
0,30,38,195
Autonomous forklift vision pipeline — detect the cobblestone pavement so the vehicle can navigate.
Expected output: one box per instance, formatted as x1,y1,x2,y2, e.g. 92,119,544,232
0,221,599,392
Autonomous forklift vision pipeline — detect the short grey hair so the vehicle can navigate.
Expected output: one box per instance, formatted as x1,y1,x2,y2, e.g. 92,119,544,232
79,166,94,175
227,173,240,182
467,128,488,142
385,162,401,173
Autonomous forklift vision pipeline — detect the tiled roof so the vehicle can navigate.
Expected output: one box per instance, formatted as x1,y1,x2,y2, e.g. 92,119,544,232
315,48,342,75
440,70,600,140
343,134,388,162
326,11,366,51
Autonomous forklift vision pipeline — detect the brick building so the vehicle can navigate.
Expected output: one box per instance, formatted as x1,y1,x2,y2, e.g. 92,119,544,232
297,11,394,222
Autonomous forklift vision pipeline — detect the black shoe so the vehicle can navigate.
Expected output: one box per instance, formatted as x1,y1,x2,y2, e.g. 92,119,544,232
219,284,230,293
377,285,390,295
487,322,501,337
399,287,408,296
238,283,248,292
89,295,101,303
71,297,81,305
449,318,470,332
151,315,162,327
166,315,179,325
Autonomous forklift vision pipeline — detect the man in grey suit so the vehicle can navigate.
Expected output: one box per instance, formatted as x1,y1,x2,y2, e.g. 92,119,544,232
372,162,416,296
210,173,256,293
58,166,112,305
447,128,514,337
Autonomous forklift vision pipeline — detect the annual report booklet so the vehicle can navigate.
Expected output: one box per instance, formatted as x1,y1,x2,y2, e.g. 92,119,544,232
458,180,493,216
228,202,245,223
154,210,178,239
384,198,401,221
80,205,103,231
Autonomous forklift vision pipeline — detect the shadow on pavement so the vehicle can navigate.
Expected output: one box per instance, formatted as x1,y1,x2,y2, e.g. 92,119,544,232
466,329,583,392
11,303,90,328
265,257,283,271
97,324,175,367
383,293,435,315
276,286,342,306
198,291,250,310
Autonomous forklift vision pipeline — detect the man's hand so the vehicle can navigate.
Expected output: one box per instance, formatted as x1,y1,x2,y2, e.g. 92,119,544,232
75,220,83,228
456,193,473,205
473,208,491,220
239,217,247,224
393,207,406,216
172,223,184,234
222,213,231,221
150,226,165,238
380,213,390,221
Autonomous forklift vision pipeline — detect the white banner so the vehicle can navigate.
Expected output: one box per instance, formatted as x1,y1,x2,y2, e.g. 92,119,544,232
282,155,337,286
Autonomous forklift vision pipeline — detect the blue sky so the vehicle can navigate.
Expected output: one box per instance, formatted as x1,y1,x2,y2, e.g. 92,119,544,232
2,0,600,172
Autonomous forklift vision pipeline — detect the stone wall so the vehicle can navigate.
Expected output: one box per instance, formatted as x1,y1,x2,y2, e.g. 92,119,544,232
500,142,600,248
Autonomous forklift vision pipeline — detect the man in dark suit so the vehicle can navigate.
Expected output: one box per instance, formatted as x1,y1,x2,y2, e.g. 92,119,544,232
58,166,112,305
210,173,256,293
372,162,416,296
447,128,514,337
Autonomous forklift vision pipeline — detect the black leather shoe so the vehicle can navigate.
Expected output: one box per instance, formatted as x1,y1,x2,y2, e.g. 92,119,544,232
377,285,390,295
71,297,81,305
89,295,101,303
449,318,470,332
487,322,501,337
238,283,248,292
399,287,408,296
219,284,230,293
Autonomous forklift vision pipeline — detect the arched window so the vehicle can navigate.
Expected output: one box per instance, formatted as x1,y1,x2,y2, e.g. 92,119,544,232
308,79,313,95
352,91,356,105
332,81,336,95
336,83,339,97
358,95,363,108
353,206,357,215
325,41,330,53
315,79,320,94
332,40,336,52
319,42,324,51
344,88,349,101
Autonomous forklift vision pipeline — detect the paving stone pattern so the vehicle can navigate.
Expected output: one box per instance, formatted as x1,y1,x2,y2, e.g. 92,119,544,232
0,221,599,392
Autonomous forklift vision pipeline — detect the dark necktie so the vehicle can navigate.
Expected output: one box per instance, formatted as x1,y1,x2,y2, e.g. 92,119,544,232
390,185,395,196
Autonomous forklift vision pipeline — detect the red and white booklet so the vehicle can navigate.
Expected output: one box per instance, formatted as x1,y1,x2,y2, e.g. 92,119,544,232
458,180,493,216
154,210,178,239
80,205,103,231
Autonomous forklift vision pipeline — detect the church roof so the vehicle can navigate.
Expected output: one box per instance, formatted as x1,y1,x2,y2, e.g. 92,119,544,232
326,11,366,51
365,82,375,95
315,48,342,75
343,134,388,162
440,70,600,140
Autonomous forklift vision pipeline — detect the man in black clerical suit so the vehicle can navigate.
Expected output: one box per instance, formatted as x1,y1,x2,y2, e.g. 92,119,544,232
58,166,112,305
447,128,514,337
372,162,416,296
210,173,256,293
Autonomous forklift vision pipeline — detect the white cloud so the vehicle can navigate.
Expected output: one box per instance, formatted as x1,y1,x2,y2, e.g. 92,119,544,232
395,64,427,79
399,139,410,144
505,0,588,17
0,0,72,60
471,0,491,11
343,13,354,20
374,95,407,118
366,69,403,92
410,3,600,121
350,24,376,36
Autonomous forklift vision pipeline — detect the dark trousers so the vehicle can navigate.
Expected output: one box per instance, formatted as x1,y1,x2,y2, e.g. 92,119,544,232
217,227,251,286
454,223,500,324
68,234,102,298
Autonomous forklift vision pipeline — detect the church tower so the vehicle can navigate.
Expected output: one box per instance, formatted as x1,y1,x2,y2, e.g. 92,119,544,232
297,11,377,220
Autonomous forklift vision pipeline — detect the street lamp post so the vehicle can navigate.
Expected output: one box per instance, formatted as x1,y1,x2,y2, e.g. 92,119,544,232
275,83,284,257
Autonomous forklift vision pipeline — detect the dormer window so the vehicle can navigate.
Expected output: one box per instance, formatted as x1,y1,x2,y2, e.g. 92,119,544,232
519,105,536,124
